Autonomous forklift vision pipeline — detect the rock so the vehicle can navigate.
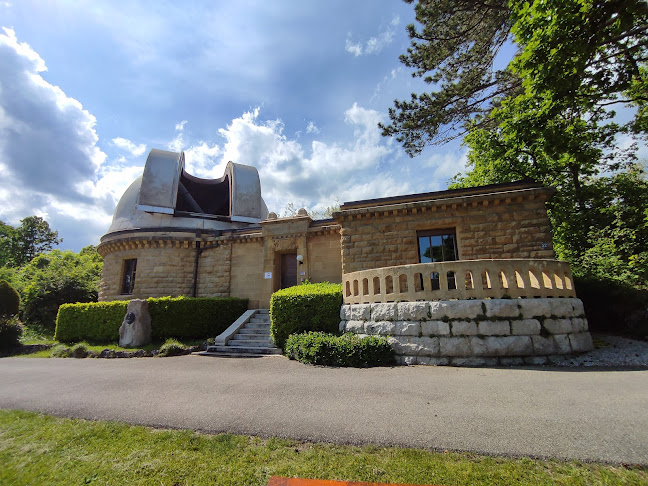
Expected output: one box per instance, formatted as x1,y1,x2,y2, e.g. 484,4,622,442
99,349,115,358
478,320,510,336
421,320,450,336
531,335,559,355
396,301,430,320
339,320,347,332
511,319,541,335
339,305,351,321
570,298,586,316
484,299,520,318
133,349,146,358
524,356,548,365
119,299,152,348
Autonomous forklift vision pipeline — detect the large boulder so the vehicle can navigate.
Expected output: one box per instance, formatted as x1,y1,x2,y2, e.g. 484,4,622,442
119,299,152,348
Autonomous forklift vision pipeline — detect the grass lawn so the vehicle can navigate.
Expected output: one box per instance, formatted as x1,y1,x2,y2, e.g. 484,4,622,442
0,410,645,485
11,322,208,358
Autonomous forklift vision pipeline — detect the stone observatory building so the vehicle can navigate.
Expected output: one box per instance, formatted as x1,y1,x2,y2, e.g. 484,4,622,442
98,148,593,364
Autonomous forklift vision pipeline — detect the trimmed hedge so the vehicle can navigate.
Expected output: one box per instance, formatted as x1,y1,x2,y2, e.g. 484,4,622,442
270,282,343,349
0,280,20,317
284,332,395,367
55,301,128,343
148,296,248,339
55,296,249,343
0,316,23,349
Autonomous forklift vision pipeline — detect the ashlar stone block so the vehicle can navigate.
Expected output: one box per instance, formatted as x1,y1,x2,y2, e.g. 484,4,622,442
549,299,576,318
471,336,533,357
511,319,541,335
396,301,430,321
371,303,398,321
531,335,558,355
451,321,478,336
340,305,351,321
393,320,421,336
554,334,573,354
349,304,371,321
430,300,483,320
345,320,365,334
570,332,594,353
543,318,573,334
478,320,510,336
421,320,450,336
570,298,586,316
484,299,520,318
365,320,397,335
519,299,552,318
439,336,472,357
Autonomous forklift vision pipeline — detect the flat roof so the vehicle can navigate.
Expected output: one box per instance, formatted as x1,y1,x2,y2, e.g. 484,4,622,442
339,180,549,210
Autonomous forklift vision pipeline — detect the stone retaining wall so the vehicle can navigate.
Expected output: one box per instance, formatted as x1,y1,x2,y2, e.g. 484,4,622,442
340,298,593,366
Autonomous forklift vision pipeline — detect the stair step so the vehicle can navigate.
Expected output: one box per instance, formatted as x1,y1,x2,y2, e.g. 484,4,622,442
245,324,270,330
239,328,270,335
228,340,273,347
231,334,271,342
204,346,281,355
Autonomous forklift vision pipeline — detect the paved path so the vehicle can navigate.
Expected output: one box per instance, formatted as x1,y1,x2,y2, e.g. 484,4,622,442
1,356,647,465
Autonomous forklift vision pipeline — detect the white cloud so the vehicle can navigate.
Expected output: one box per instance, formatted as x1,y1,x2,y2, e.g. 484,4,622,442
0,27,108,228
175,120,188,131
112,137,146,156
306,121,319,134
345,16,399,57
422,150,469,188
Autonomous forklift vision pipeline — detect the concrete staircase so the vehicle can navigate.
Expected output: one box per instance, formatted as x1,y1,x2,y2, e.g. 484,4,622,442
200,309,281,357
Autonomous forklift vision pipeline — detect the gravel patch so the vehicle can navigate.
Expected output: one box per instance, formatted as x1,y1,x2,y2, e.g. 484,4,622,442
549,333,648,367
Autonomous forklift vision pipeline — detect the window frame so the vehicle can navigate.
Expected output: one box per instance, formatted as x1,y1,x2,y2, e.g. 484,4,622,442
416,229,458,263
121,258,137,295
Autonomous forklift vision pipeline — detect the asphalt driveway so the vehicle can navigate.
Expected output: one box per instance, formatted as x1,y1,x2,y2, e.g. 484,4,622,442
0,356,646,465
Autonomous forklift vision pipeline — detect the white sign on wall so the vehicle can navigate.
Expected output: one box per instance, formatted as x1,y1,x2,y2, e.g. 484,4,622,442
264,272,272,279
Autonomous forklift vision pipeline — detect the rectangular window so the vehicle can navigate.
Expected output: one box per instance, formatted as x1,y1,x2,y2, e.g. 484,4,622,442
417,230,457,263
121,259,137,295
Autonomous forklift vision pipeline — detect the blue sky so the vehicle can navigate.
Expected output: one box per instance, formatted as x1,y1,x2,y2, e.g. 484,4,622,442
0,1,644,252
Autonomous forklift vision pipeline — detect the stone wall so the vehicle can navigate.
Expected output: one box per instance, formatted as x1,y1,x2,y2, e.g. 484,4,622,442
229,239,267,309
307,232,342,284
99,240,197,301
337,188,555,275
340,298,593,366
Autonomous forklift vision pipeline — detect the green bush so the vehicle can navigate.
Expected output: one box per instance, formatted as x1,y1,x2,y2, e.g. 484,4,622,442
270,282,343,349
0,280,20,317
70,342,89,359
54,297,249,343
55,301,128,343
19,249,103,328
284,332,395,367
575,276,648,335
0,316,23,349
157,338,188,357
148,296,248,339
50,344,72,358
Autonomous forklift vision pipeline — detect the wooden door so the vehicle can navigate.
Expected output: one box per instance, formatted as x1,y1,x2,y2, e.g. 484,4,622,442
281,253,297,289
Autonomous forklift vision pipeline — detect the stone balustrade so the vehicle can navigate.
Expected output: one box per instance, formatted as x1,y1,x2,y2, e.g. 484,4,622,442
343,259,575,304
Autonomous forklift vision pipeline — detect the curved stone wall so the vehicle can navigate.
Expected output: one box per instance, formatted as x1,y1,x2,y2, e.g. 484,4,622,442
340,298,593,366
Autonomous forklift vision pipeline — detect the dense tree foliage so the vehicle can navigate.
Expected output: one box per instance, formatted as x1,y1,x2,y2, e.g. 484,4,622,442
386,0,648,292
0,216,62,267
381,0,648,156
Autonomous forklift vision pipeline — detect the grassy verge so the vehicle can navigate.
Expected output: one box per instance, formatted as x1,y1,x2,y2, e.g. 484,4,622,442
0,410,645,485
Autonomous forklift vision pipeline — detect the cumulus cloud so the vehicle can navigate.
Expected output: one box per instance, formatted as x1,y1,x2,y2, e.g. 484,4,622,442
345,16,398,57
112,137,146,156
422,150,469,188
0,27,142,249
0,28,105,204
